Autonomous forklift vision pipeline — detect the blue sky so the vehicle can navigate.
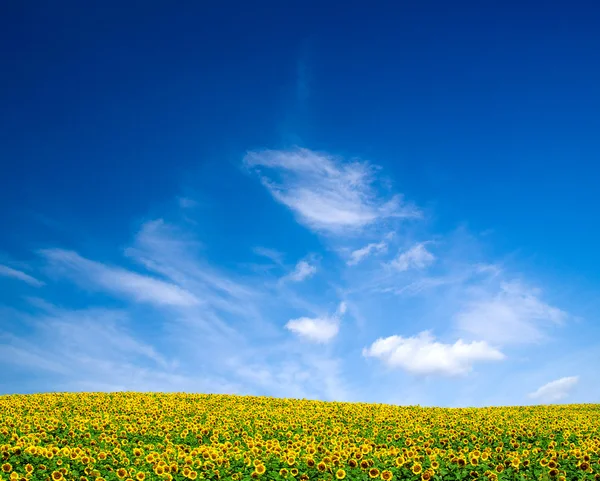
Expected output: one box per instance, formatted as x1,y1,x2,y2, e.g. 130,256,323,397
1,1,599,406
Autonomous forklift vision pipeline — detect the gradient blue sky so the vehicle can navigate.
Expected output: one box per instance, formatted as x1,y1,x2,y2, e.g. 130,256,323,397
1,1,599,406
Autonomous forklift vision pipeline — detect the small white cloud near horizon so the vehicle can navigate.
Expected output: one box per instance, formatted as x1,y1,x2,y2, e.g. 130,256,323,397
283,260,317,282
348,241,388,266
39,248,199,307
244,147,420,234
455,281,567,346
528,376,579,403
362,331,505,376
285,301,346,343
391,243,435,272
0,264,45,287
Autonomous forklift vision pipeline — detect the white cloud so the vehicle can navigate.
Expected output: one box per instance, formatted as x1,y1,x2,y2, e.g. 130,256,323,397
39,248,199,307
0,265,44,287
284,260,317,282
455,281,567,345
363,331,505,376
244,148,420,233
348,241,388,266
391,243,435,271
529,376,579,403
253,247,285,266
285,302,346,343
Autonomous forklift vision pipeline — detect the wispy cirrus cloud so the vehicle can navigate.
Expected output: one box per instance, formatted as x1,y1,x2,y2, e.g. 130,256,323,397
282,260,317,283
390,242,436,272
455,281,567,346
347,241,388,266
0,264,44,287
38,248,200,307
244,148,420,234
3,217,354,402
528,376,579,403
363,331,505,376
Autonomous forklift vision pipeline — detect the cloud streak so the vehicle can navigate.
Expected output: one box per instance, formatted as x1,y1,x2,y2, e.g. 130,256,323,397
455,281,567,345
39,248,199,307
0,265,44,287
244,148,420,234
347,241,388,266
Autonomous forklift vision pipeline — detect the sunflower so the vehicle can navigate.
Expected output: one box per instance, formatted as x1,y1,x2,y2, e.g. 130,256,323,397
381,470,393,480
579,462,590,471
335,469,346,480
135,472,145,481
360,460,370,470
24,465,33,474
279,468,289,477
290,468,298,476
421,471,432,481
548,469,559,477
495,465,504,473
254,464,266,475
348,459,358,468
368,468,380,478
51,472,63,481
412,464,423,475
317,462,327,472
1,464,11,474
189,471,198,480
306,458,315,468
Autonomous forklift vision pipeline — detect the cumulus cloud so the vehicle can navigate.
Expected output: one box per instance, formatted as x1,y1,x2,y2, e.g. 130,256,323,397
391,243,435,271
348,241,388,266
285,302,346,343
38,248,199,307
362,331,504,376
0,264,44,287
455,281,567,345
244,148,420,233
283,260,317,282
529,376,579,403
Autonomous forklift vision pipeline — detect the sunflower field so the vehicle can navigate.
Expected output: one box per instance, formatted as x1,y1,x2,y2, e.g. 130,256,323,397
1,393,599,481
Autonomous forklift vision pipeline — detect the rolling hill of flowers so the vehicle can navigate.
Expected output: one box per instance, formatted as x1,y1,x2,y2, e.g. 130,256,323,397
1,392,599,481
